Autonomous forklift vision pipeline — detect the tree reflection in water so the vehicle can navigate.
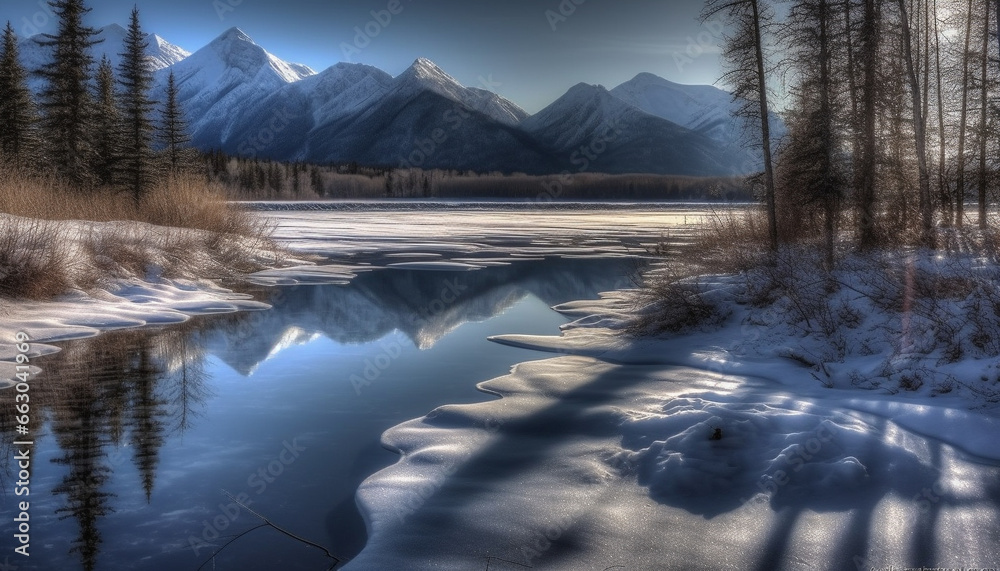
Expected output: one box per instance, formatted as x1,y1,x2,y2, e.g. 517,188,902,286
1,320,216,571
0,256,642,570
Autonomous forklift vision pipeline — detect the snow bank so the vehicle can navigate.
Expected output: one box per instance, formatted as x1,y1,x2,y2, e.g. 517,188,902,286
349,353,1000,570
0,214,278,362
351,247,1000,569
0,278,270,346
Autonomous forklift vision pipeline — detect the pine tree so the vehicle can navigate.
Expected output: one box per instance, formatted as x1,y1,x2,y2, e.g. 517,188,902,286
36,0,102,188
117,7,156,201
158,70,191,172
255,162,265,191
92,55,121,187
268,161,282,193
0,22,38,166
127,345,167,503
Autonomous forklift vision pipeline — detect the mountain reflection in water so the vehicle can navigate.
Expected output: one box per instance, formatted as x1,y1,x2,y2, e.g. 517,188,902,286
0,256,639,571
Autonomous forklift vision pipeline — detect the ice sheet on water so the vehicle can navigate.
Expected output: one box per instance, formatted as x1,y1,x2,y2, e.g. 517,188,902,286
386,261,483,271
261,207,709,266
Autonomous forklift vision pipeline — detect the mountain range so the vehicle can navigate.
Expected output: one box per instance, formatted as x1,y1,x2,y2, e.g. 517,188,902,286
19,25,785,177
18,23,190,90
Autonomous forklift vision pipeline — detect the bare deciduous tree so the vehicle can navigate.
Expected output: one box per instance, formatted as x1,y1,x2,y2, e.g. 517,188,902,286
704,0,779,251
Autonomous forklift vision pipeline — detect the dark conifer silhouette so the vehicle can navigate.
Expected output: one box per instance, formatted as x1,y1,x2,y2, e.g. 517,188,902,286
0,22,39,166
117,6,156,201
36,0,102,188
158,70,192,172
92,55,121,187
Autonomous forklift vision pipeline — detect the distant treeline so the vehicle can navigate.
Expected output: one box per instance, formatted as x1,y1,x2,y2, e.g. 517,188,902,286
202,150,751,202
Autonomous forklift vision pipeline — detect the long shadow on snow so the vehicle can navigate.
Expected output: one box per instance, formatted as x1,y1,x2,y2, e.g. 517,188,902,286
368,358,974,569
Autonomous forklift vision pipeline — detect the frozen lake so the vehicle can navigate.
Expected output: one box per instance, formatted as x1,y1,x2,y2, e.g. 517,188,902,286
0,205,689,570
2,203,999,571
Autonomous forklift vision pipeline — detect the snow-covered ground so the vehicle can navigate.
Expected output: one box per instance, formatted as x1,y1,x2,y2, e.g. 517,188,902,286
5,205,1000,569
0,213,278,352
348,286,1000,570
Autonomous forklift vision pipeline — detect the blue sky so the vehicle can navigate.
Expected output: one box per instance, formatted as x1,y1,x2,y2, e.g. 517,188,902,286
1,0,724,113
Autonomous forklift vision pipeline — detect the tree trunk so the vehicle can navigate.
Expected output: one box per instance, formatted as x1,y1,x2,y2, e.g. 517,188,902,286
858,0,880,249
978,0,990,229
897,0,934,247
820,0,836,267
751,0,779,251
921,0,930,133
956,0,975,227
933,0,950,226
845,0,861,159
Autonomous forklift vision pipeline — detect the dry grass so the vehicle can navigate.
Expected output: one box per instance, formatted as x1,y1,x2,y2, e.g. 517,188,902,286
0,165,260,233
0,165,282,299
629,207,771,336
697,206,774,274
0,217,74,299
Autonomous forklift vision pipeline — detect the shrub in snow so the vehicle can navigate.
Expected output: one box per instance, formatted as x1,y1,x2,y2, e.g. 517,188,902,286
638,239,1000,405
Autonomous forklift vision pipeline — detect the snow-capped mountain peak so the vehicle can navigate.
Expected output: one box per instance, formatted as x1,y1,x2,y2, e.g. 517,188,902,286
94,24,190,71
565,82,611,101
406,57,457,82
609,71,786,172
299,62,394,124
396,57,466,96
154,27,315,149
100,23,128,38
610,73,735,137
216,26,254,44
522,82,621,133
391,57,528,126
198,26,314,83
145,33,191,70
